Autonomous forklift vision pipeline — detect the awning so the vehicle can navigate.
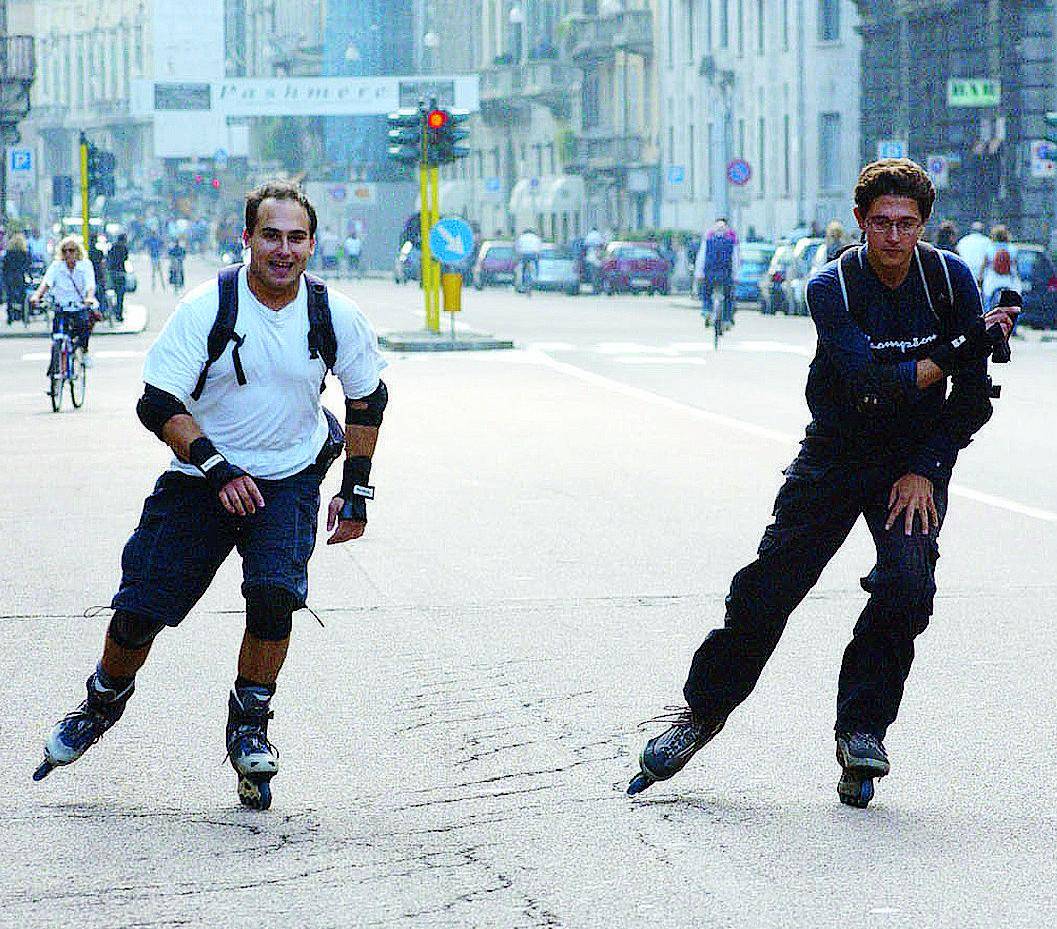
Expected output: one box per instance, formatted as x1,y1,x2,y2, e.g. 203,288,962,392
509,175,585,214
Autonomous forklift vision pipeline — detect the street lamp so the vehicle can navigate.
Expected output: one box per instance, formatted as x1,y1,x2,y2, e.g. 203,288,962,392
700,55,735,224
509,4,524,63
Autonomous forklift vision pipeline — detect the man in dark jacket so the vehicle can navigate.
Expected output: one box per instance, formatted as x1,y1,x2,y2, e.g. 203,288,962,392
630,159,1018,807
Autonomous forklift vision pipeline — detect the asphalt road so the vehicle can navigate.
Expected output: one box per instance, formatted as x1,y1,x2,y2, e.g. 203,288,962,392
1,260,1054,928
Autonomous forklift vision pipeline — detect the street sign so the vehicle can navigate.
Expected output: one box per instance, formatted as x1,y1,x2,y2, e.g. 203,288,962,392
429,217,474,265
925,154,949,189
213,147,229,167
7,147,33,187
876,139,908,160
947,79,1000,108
726,158,751,186
1030,140,1057,179
484,176,501,194
667,165,686,185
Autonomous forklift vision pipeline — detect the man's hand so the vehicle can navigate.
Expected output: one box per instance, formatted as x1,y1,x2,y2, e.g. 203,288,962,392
886,473,938,536
325,496,365,545
85,296,99,309
983,306,1018,339
218,474,265,516
28,292,40,306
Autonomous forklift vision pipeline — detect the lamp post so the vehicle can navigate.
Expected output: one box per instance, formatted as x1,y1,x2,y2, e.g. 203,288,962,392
701,56,735,225
509,4,525,64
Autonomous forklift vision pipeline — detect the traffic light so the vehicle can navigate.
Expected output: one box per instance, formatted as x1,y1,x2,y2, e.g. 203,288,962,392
424,108,471,166
86,145,116,197
387,107,424,164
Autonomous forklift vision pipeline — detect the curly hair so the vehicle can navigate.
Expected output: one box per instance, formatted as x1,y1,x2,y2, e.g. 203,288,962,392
854,159,936,222
244,179,317,238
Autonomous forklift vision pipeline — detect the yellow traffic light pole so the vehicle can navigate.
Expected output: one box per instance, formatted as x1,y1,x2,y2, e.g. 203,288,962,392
79,135,90,251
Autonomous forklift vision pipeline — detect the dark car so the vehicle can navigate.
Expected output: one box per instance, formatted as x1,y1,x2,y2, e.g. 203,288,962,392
734,242,776,304
598,242,670,295
393,240,421,285
1012,243,1057,329
472,240,517,289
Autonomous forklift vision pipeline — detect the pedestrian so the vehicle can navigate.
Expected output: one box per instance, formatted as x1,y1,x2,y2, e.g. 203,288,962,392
32,180,389,811
934,220,959,252
824,220,847,262
318,226,340,276
630,158,1017,808
343,229,363,279
107,232,130,322
29,235,100,369
168,238,186,293
147,231,165,291
981,226,1020,311
956,221,991,285
694,217,739,325
88,234,110,318
514,227,543,292
3,232,32,323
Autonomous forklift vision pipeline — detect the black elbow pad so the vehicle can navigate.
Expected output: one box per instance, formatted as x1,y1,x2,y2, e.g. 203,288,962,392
346,379,388,427
136,384,189,439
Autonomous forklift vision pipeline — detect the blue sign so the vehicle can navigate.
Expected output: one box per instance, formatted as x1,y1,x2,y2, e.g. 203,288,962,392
485,176,501,193
429,217,475,265
213,147,229,166
667,165,686,185
7,148,32,174
726,158,752,186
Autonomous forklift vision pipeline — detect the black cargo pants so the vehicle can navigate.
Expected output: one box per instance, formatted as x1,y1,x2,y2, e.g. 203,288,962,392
684,447,947,740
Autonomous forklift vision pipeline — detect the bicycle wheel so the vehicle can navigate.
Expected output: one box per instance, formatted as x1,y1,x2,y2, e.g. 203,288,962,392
69,347,87,408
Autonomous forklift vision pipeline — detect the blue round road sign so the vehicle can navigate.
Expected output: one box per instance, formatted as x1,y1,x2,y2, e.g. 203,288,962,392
429,217,475,266
727,158,752,186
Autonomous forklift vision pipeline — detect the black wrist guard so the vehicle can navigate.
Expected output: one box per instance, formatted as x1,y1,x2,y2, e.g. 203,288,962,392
338,456,374,523
188,437,246,494
929,317,999,374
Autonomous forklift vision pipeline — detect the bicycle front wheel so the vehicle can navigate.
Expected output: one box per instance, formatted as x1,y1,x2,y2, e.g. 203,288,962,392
70,348,87,408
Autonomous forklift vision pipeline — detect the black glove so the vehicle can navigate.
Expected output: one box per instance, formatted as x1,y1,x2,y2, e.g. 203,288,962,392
338,456,374,523
188,437,247,495
929,317,1003,375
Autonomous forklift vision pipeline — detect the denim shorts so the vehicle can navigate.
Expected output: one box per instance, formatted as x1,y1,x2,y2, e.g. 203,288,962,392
111,467,322,626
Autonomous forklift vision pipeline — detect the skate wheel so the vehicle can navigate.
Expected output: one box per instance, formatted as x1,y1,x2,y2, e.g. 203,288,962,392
627,772,655,796
32,760,55,782
238,775,273,811
838,773,874,809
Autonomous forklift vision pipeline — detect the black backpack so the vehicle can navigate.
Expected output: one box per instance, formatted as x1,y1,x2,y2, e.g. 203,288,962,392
835,241,956,338
190,265,337,401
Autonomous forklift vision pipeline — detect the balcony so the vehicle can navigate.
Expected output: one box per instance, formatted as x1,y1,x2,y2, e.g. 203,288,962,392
568,132,644,174
568,8,653,62
480,60,579,118
0,35,36,126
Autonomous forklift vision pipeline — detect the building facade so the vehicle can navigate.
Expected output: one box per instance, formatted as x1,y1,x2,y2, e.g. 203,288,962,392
658,0,862,239
856,0,1056,240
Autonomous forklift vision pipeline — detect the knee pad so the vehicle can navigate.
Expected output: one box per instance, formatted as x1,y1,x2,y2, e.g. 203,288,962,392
245,586,299,641
108,610,165,650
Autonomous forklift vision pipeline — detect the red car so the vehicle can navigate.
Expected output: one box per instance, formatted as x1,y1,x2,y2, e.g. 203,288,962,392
472,240,518,289
598,242,671,295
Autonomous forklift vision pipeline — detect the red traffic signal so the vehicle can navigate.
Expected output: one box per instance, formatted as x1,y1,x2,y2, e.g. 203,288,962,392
193,173,203,184
211,178,221,189
426,109,449,130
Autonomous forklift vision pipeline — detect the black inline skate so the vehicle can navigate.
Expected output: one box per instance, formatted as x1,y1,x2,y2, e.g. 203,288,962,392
627,706,724,795
226,684,279,810
836,731,890,808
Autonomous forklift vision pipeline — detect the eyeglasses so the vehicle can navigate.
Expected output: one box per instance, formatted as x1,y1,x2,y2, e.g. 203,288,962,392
865,217,922,236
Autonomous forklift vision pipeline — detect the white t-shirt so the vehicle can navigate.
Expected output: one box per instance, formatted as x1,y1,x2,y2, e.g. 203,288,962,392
344,236,362,257
143,267,387,480
956,232,991,279
43,259,94,309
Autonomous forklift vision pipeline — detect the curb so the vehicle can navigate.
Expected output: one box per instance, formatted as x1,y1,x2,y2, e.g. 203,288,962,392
379,330,515,352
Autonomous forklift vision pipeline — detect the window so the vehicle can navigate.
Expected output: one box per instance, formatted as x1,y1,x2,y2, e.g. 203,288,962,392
720,0,729,48
782,0,790,50
819,0,840,41
705,0,712,50
708,121,715,196
758,116,766,195
738,118,745,159
667,0,674,64
688,123,696,196
737,0,744,56
583,72,600,128
687,0,695,64
758,0,765,54
783,114,791,195
819,112,841,191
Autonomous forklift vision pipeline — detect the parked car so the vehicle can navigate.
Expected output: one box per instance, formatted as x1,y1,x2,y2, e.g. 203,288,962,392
533,245,582,295
472,240,517,289
598,241,671,295
393,240,420,285
1012,243,1057,329
734,242,776,305
759,243,795,315
783,236,825,315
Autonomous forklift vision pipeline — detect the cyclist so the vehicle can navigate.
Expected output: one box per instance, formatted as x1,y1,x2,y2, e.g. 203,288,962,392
3,232,32,323
30,235,99,370
694,218,739,327
168,238,187,293
515,227,543,293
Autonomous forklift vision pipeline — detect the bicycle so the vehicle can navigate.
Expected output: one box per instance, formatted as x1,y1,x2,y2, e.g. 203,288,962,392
47,304,88,412
705,280,734,350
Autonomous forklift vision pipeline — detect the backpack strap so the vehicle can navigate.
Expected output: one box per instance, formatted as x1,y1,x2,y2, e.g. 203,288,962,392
914,241,956,335
191,264,244,401
836,244,869,331
304,272,337,382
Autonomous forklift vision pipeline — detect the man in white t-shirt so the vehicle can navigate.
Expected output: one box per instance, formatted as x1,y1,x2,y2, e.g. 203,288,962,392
33,181,389,811
343,230,363,278
956,221,991,285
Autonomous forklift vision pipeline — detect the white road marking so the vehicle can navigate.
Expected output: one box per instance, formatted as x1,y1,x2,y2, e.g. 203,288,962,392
596,342,682,355
613,356,709,366
527,341,576,352
733,340,815,357
528,350,1057,524
21,349,145,361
